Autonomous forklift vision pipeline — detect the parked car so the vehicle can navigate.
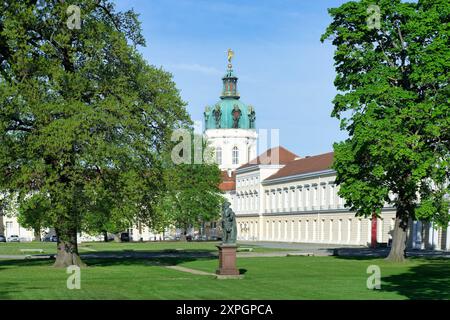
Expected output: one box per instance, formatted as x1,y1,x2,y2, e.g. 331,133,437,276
0,235,6,242
43,234,58,242
120,232,130,242
7,235,20,242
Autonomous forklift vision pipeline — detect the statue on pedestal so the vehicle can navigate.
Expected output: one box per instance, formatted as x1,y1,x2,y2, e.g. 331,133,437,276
221,201,237,244
216,201,241,278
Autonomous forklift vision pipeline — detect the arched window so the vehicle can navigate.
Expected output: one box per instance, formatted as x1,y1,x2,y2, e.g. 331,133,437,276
232,146,239,165
216,147,222,165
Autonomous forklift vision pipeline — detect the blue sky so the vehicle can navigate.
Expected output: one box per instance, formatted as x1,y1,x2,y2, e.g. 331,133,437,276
115,0,348,156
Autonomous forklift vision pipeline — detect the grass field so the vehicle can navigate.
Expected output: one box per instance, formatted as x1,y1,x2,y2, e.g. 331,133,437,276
1,248,449,299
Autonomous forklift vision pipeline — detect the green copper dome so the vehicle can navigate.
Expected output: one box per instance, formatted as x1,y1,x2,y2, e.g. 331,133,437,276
204,64,256,130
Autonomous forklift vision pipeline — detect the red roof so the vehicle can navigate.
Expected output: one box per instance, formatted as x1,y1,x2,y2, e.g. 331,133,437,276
219,170,236,191
238,146,299,170
265,152,334,181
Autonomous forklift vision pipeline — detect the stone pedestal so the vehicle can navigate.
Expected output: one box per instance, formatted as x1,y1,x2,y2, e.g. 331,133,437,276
216,244,241,279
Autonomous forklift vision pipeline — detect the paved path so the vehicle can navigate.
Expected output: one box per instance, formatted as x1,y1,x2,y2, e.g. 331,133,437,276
1,241,448,260
166,265,216,276
238,241,362,256
240,241,450,258
336,247,450,258
0,251,316,260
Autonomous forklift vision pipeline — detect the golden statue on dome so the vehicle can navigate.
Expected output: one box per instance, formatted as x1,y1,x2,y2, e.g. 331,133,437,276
227,48,234,68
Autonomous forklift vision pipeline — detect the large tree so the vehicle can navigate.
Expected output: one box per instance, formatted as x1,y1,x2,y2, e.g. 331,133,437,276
321,0,449,261
156,134,224,240
0,0,190,266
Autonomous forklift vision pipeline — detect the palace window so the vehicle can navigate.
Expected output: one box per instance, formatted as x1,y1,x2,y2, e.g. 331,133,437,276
329,184,335,205
305,188,310,207
297,187,302,208
284,189,289,209
321,185,326,206
313,187,318,206
232,146,239,165
216,147,222,165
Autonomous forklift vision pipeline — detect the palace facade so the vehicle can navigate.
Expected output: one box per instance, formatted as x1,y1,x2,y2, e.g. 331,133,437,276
207,52,450,250
228,147,450,250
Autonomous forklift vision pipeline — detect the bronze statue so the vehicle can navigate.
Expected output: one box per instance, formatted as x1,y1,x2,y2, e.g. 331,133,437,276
221,201,237,244
232,105,241,128
213,104,221,128
204,106,211,128
248,106,256,129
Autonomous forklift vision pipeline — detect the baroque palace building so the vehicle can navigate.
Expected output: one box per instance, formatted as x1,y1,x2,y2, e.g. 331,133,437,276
2,52,449,248
232,148,449,250
206,51,450,250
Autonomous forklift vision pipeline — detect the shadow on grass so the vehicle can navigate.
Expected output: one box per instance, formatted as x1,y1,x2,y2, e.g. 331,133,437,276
85,256,216,268
0,282,22,300
239,268,248,275
0,254,217,269
381,258,450,299
323,247,389,258
81,249,217,256
0,258,54,268
332,254,450,300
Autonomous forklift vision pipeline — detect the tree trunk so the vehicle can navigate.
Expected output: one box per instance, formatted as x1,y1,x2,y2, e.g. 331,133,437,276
180,223,188,241
386,214,409,262
54,227,86,268
113,233,121,242
34,228,41,242
0,213,4,236
103,230,108,242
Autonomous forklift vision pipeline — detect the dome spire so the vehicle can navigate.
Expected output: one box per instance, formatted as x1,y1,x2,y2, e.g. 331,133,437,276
221,48,239,99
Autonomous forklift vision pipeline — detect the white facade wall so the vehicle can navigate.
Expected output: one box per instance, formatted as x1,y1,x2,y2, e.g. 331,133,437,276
234,168,448,249
204,128,257,171
2,215,35,241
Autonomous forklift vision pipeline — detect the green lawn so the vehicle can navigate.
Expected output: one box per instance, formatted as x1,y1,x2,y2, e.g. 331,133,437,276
0,241,285,256
0,254,449,300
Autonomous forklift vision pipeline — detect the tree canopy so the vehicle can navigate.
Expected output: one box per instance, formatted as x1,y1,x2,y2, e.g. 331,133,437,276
0,0,191,266
156,133,224,238
321,0,449,261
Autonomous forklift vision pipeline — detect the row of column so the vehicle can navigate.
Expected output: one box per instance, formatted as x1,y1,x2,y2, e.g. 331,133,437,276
238,217,450,250
264,183,344,213
410,221,450,250
238,216,377,245
236,191,259,213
